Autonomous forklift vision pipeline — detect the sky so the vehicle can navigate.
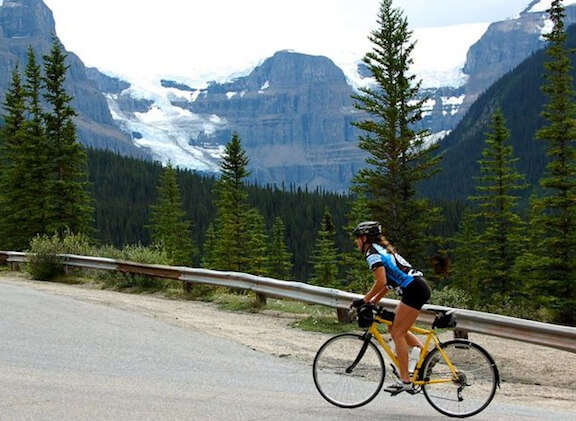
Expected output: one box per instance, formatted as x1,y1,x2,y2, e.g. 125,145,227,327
40,0,534,85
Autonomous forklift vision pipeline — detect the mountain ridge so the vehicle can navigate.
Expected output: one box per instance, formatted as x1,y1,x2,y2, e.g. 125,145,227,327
0,0,149,158
422,23,576,201
2,0,575,193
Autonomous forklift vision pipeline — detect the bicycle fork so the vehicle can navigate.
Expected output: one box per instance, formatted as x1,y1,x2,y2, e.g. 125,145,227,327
345,333,373,373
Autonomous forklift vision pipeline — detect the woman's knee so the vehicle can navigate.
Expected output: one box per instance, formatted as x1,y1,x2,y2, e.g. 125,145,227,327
390,325,408,341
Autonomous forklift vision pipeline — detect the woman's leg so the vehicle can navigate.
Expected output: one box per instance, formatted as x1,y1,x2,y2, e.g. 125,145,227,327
406,331,423,348
390,302,420,382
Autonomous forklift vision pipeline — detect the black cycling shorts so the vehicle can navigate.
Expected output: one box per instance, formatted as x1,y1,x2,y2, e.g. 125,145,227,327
401,276,431,310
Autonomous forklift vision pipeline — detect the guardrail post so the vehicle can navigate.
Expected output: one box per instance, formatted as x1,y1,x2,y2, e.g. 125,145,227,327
454,328,469,339
256,292,267,307
337,308,353,323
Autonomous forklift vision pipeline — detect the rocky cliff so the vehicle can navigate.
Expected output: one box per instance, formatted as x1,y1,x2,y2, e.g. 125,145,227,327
172,51,368,191
5,0,575,193
458,2,576,118
0,0,148,157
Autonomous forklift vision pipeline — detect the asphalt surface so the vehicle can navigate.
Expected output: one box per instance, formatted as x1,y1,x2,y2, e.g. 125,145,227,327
0,278,574,420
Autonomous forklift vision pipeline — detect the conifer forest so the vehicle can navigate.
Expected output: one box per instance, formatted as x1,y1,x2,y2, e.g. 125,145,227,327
1,1,575,325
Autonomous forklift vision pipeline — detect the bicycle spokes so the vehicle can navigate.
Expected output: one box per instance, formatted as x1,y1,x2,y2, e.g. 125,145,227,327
421,340,498,418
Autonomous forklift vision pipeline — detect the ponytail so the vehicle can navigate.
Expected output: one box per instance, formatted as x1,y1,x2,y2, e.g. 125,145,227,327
379,235,397,255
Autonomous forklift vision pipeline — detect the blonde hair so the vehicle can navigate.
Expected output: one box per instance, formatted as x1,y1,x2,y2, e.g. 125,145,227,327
379,234,397,255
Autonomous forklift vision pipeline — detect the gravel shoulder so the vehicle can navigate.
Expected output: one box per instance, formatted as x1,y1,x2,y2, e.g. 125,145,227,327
1,271,575,413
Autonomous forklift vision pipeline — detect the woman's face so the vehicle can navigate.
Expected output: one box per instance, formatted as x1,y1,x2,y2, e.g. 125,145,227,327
354,236,365,251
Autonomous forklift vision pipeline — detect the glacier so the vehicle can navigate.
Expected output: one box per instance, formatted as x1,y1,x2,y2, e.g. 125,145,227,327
105,1,576,173
104,21,491,172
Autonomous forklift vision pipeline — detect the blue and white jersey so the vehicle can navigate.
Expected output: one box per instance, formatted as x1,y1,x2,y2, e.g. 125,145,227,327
365,244,422,295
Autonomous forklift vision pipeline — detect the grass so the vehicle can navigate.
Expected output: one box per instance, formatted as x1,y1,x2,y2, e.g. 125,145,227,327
292,316,357,334
189,290,359,333
265,299,332,316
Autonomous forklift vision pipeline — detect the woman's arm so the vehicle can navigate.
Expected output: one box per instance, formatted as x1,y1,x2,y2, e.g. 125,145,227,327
364,266,388,303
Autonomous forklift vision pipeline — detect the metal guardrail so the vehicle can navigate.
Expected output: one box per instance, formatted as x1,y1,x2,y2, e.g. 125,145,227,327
2,251,575,353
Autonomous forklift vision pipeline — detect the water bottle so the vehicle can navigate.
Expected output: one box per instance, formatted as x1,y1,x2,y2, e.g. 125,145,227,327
408,347,420,373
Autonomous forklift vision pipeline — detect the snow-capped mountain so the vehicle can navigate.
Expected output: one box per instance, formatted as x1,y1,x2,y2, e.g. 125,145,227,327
98,22,488,175
100,0,576,186
0,0,145,157
3,0,576,191
105,78,226,172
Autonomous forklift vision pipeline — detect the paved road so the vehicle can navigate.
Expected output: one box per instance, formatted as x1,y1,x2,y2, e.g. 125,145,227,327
0,279,573,420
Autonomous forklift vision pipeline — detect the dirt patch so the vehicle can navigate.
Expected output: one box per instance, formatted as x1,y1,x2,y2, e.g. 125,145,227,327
1,272,575,412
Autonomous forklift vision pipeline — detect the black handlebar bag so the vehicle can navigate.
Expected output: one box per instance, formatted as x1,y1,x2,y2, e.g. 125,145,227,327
357,305,374,328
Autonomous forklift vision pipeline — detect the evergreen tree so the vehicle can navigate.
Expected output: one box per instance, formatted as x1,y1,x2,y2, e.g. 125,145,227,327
469,108,527,297
205,132,253,272
42,39,93,237
85,148,349,279
22,47,51,244
514,193,548,294
341,192,373,293
0,65,28,250
351,0,441,267
530,0,576,323
201,223,219,269
268,216,293,280
309,207,339,288
244,208,269,276
148,163,195,265
449,210,485,306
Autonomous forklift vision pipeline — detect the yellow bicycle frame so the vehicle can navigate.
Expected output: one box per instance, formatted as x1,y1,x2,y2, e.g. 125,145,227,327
368,314,459,386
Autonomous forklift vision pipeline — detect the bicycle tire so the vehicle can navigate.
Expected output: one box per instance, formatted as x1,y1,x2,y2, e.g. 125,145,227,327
313,333,385,408
420,339,499,418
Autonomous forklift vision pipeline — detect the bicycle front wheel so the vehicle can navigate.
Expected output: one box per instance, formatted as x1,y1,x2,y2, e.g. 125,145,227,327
313,333,385,408
421,340,499,418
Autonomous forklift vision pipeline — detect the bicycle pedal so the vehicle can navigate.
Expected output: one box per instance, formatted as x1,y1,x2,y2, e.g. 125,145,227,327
387,390,403,397
407,388,418,395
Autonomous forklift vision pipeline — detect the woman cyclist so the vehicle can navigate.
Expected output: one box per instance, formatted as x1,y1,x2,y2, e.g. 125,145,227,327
351,221,431,393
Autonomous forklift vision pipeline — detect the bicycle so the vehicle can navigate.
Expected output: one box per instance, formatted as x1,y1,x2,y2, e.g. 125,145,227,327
312,304,500,418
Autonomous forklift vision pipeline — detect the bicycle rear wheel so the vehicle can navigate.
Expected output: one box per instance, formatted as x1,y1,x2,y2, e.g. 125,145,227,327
313,333,385,408
421,339,499,418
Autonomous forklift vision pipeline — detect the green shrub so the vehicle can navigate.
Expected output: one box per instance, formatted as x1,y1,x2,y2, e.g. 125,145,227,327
478,293,557,323
98,244,173,291
429,286,472,309
26,232,97,281
59,231,97,256
27,234,66,281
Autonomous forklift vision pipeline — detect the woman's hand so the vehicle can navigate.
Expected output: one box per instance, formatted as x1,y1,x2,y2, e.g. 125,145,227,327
350,298,365,308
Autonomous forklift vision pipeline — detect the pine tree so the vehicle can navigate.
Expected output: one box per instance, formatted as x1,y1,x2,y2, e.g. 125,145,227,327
268,216,293,280
201,223,219,269
21,47,51,244
530,0,576,323
450,210,485,306
351,0,441,267
514,193,548,297
244,208,269,276
205,132,253,272
469,108,527,297
148,163,195,265
42,39,93,237
341,192,373,293
0,65,28,250
309,207,339,288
